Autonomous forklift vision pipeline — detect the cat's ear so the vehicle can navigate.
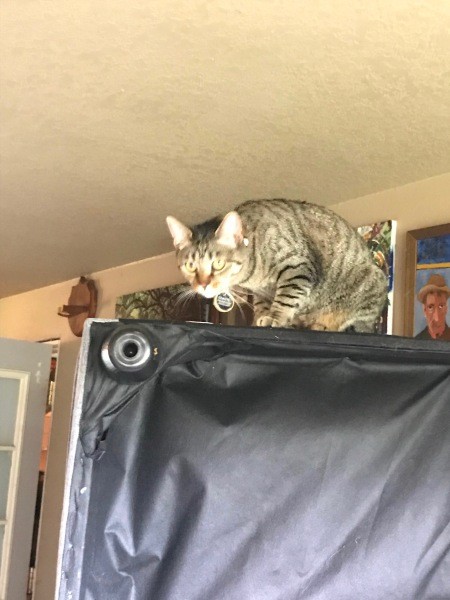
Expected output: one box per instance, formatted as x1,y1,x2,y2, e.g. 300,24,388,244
166,216,192,250
215,211,243,248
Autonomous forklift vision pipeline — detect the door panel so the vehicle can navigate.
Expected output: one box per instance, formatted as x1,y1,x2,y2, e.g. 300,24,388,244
0,451,12,518
0,377,20,444
0,339,51,600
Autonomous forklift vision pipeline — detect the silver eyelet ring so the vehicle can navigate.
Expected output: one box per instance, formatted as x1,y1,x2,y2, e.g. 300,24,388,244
101,329,154,374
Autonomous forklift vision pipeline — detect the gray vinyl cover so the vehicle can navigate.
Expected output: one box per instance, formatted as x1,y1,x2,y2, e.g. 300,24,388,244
57,320,450,600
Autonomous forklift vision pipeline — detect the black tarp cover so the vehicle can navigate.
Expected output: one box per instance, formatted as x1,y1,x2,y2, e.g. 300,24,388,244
57,320,450,600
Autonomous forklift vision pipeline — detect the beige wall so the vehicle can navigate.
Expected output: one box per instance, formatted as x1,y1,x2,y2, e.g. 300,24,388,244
0,252,181,340
0,171,449,599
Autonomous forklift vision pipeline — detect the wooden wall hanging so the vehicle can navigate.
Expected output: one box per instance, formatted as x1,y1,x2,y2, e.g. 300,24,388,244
58,277,98,337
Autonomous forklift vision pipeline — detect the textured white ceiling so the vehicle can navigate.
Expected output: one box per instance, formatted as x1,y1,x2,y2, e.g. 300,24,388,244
1,0,450,298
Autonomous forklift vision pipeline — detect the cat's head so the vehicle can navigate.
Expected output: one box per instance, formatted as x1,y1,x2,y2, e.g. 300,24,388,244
166,211,249,298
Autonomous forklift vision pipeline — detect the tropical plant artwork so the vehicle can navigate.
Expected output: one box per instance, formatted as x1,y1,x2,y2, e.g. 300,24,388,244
115,284,206,322
357,220,396,334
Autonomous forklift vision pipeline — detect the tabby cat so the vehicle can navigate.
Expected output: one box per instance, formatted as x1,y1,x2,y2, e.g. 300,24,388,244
166,199,387,332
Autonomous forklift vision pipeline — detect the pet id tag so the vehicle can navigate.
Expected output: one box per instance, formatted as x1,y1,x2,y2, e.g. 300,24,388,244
213,292,235,313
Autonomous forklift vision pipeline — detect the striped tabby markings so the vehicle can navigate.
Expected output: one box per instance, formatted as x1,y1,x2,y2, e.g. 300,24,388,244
309,310,351,331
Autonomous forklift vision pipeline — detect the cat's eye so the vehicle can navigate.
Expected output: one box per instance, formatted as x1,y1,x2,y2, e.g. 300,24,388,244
184,261,196,273
212,258,226,271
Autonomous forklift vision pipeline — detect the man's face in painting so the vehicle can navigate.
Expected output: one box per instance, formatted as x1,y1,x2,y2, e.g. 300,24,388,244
423,292,448,339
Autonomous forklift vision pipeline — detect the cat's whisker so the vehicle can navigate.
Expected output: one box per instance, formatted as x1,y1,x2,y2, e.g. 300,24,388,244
230,293,246,319
174,288,198,311
231,290,252,310
230,290,253,320
173,289,190,306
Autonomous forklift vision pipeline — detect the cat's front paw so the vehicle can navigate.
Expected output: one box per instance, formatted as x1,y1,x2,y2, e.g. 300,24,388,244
256,316,280,327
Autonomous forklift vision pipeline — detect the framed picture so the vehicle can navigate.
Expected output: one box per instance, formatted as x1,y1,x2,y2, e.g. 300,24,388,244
404,223,450,340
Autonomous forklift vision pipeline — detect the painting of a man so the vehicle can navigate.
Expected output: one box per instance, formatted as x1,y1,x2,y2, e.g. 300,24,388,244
415,274,450,341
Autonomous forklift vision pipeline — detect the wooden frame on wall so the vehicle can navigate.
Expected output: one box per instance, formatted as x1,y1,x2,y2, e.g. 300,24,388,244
404,223,450,338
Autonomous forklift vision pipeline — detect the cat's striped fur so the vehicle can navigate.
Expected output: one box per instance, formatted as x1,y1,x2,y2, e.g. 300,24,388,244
166,199,387,332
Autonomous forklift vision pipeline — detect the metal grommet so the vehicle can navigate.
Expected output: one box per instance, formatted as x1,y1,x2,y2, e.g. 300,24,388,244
101,328,155,376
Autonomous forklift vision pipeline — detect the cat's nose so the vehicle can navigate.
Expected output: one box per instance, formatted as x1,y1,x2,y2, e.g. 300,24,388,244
197,276,212,289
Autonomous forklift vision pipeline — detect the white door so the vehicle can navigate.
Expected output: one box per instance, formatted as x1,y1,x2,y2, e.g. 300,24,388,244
0,338,51,600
